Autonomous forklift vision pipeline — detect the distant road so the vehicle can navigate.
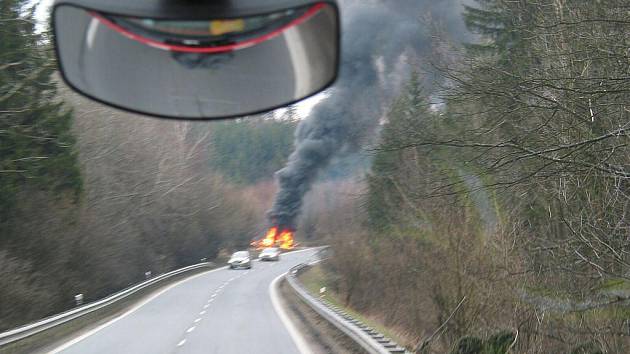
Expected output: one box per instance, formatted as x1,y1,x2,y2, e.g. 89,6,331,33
50,249,318,354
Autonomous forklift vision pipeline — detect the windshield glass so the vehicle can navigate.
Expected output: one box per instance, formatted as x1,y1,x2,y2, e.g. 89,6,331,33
5,1,628,353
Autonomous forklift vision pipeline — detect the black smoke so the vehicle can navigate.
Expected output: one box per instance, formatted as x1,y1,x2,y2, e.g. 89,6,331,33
268,0,469,229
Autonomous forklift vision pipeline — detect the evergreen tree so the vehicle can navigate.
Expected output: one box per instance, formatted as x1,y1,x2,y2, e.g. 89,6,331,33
0,0,81,220
209,118,295,184
462,0,533,65
366,73,431,230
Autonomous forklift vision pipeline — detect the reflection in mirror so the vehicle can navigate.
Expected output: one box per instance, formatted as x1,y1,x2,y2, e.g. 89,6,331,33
53,3,338,119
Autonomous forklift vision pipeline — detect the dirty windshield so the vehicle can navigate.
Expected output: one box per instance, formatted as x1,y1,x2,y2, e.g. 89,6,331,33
2,0,629,353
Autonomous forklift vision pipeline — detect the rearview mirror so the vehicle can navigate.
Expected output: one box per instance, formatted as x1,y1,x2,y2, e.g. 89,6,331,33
52,0,339,120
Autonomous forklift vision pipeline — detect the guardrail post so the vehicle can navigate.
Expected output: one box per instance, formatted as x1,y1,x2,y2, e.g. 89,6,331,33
74,294,83,307
0,262,213,350
285,261,407,354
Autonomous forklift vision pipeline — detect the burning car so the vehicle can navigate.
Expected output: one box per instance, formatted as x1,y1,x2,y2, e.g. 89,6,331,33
228,251,252,269
250,226,295,250
259,247,281,261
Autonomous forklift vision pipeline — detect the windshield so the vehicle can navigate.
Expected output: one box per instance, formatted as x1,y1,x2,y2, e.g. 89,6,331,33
4,1,628,353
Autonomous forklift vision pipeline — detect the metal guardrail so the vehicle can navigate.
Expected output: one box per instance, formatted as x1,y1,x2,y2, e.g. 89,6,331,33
0,262,216,348
286,262,410,354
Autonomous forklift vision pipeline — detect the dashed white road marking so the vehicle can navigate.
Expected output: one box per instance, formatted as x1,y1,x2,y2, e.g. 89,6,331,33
177,339,187,347
52,248,318,354
194,318,202,323
211,293,217,298
186,326,196,333
203,304,209,309
48,266,228,354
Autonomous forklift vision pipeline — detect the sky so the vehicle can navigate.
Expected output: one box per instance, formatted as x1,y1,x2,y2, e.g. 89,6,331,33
32,0,51,30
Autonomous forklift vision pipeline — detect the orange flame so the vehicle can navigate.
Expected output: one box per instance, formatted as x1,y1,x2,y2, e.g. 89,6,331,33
251,226,295,250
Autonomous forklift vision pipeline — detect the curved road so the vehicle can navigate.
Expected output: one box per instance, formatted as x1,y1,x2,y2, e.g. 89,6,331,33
50,249,318,354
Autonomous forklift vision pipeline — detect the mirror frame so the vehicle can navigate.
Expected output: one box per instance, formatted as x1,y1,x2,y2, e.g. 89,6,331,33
51,0,340,120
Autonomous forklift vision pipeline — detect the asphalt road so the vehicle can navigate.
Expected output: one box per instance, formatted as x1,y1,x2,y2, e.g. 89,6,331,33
50,249,318,354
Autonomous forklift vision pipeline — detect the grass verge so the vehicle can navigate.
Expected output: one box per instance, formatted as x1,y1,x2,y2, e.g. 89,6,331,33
298,263,409,348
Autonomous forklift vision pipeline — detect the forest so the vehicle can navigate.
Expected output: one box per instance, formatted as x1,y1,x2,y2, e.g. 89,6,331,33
2,0,630,353
0,0,300,330
322,0,630,352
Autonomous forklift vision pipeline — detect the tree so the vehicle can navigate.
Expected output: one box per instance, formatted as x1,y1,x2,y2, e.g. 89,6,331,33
330,0,630,351
0,0,81,222
208,117,296,184
366,73,435,230
0,0,82,330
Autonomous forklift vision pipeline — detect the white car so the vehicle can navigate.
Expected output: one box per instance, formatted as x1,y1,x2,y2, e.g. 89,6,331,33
228,251,252,269
259,247,281,261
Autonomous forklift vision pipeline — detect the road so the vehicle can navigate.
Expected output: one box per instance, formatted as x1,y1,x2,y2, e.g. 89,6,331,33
50,249,318,354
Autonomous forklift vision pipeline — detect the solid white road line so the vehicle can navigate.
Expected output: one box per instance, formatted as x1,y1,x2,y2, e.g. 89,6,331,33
269,273,313,354
49,266,227,354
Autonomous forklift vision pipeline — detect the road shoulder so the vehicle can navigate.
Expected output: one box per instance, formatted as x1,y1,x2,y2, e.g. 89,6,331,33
277,276,367,354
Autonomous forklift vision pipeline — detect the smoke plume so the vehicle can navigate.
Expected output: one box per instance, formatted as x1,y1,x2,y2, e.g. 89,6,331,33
268,0,469,229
